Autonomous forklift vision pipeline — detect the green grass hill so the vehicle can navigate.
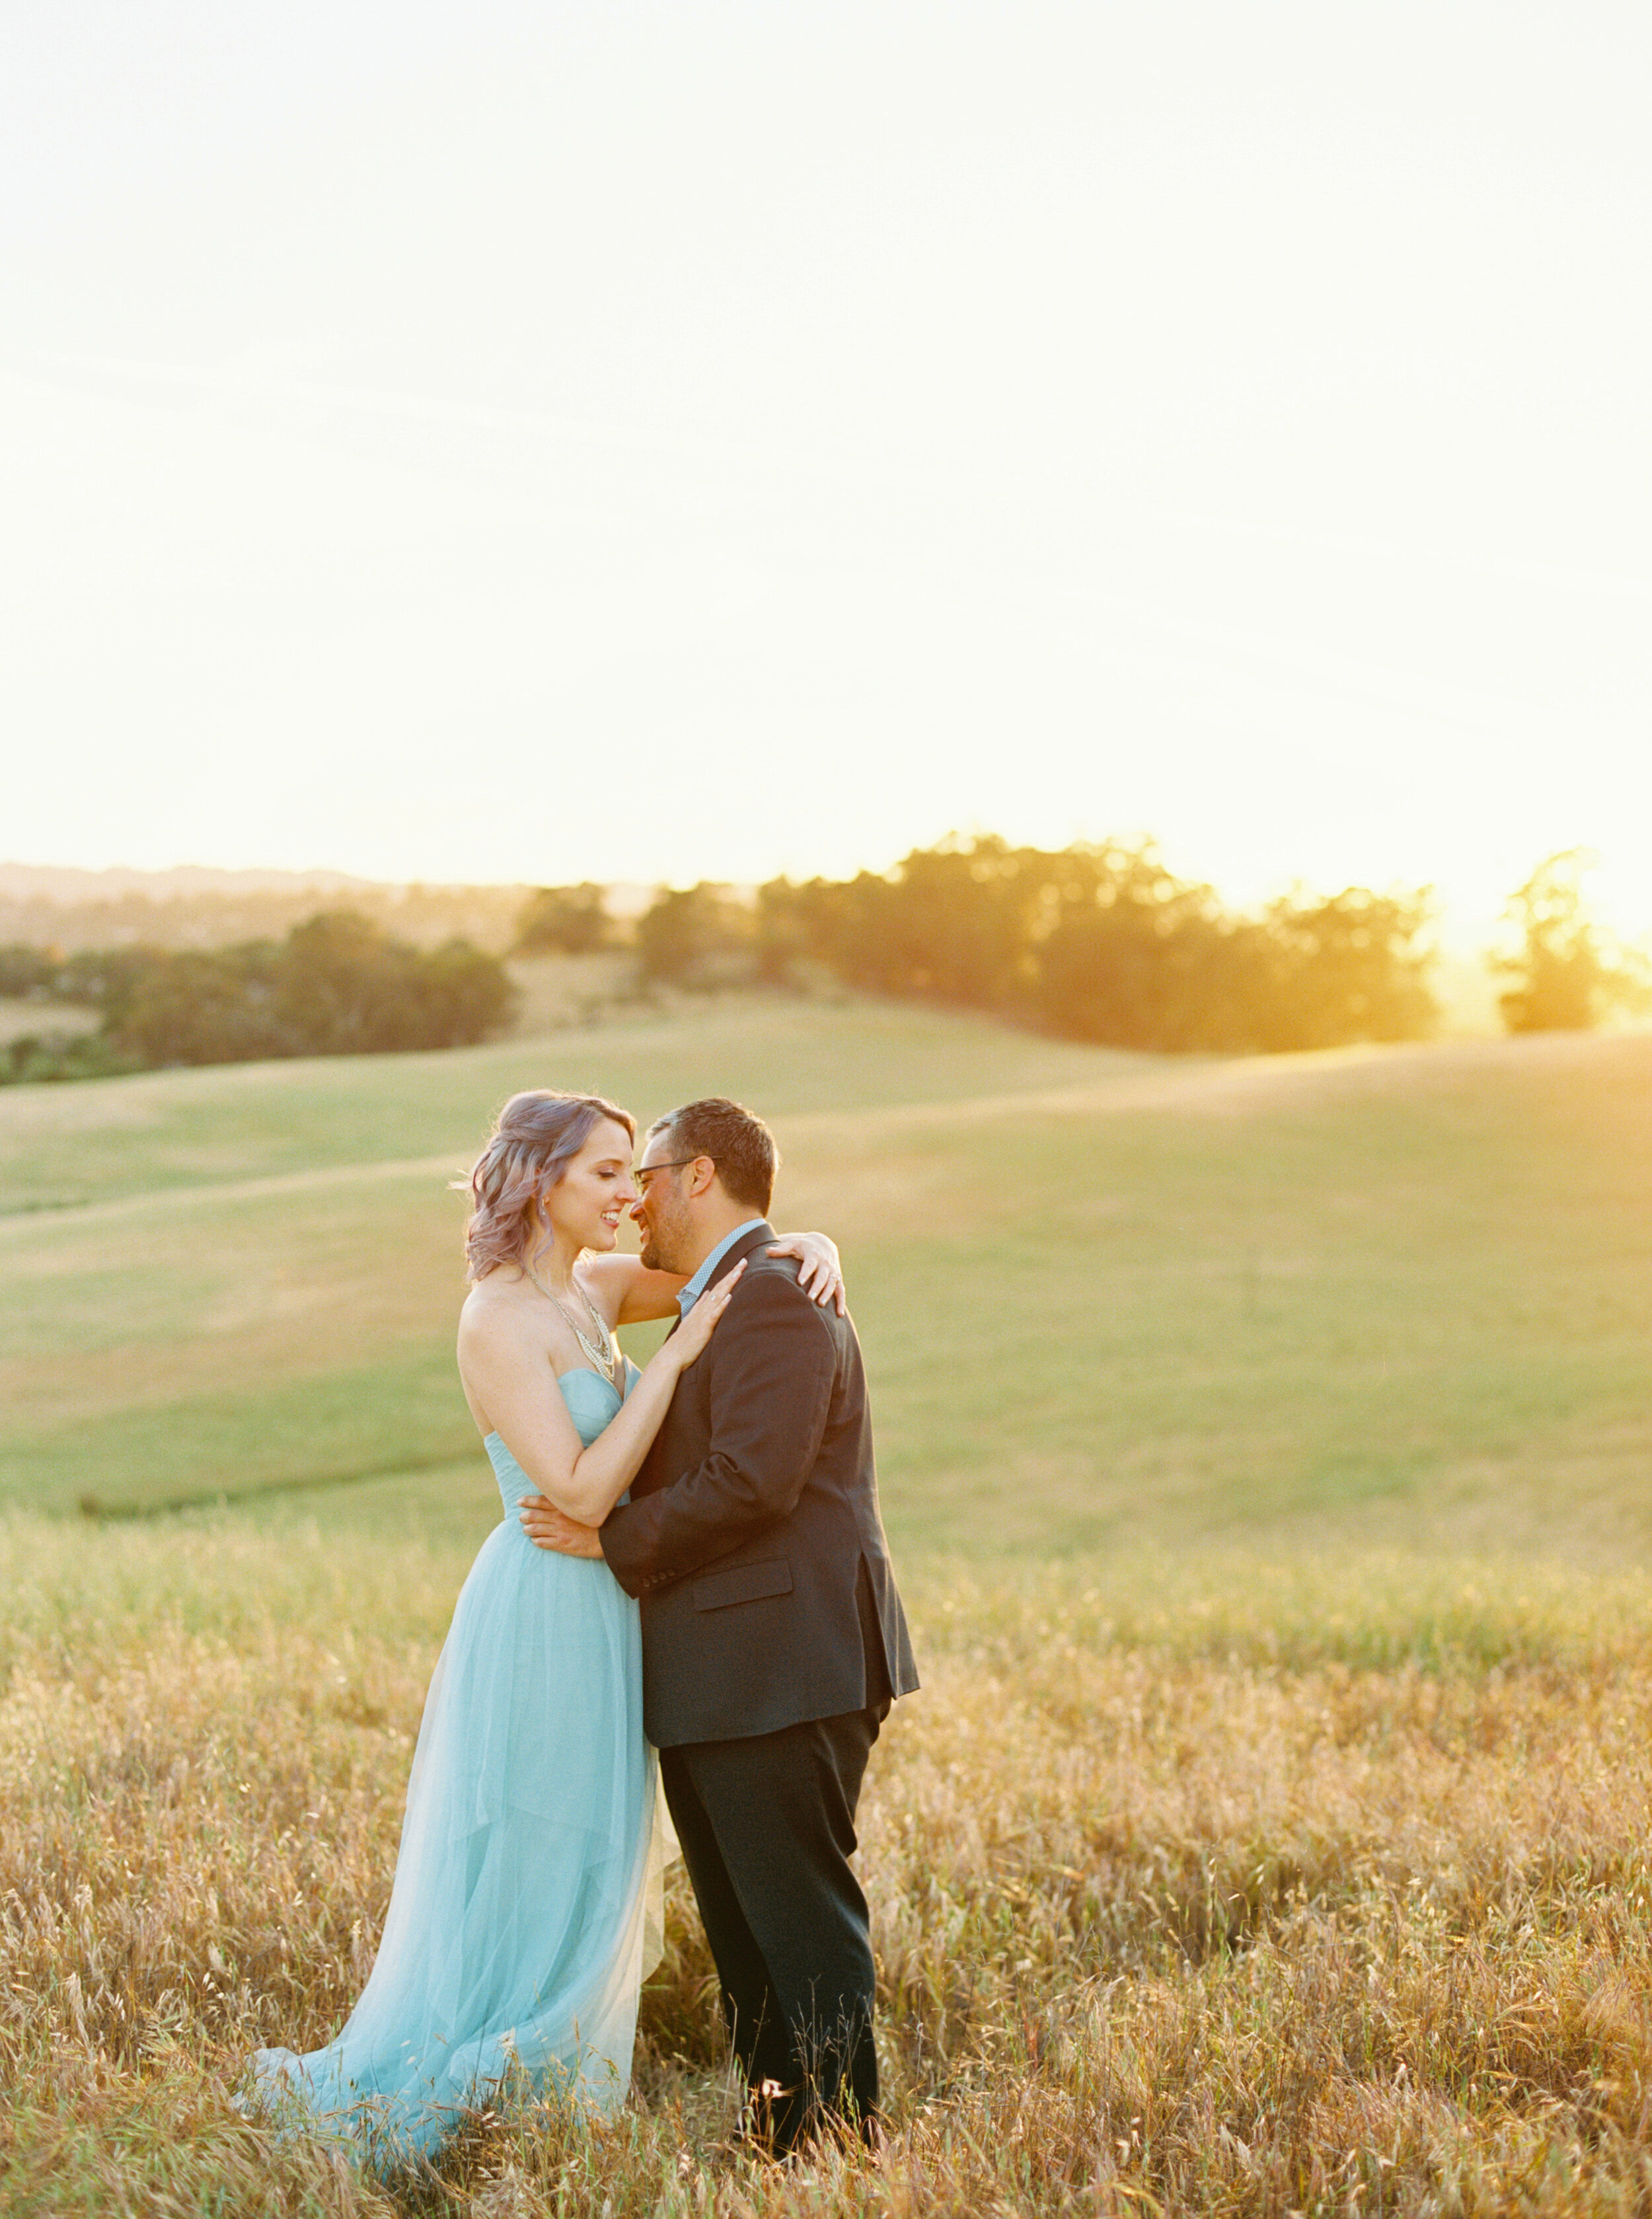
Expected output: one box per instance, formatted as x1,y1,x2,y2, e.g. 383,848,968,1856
2,998,1647,1563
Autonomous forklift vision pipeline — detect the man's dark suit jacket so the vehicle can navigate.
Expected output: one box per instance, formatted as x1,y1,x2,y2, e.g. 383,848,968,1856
599,1220,919,1747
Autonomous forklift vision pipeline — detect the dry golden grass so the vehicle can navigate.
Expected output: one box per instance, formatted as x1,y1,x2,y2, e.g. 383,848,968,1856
3,1513,1649,2216
6,1016,1652,2208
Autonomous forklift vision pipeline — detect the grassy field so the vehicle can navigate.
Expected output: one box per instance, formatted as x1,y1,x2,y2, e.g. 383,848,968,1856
3,1002,1651,2212
3,1521,1650,2215
3,1001,1651,1558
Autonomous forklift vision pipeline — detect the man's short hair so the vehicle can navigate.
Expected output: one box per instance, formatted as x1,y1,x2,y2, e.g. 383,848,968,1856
649,1096,778,1214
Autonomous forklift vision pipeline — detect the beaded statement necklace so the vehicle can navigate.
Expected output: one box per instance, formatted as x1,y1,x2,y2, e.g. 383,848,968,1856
523,1261,622,1388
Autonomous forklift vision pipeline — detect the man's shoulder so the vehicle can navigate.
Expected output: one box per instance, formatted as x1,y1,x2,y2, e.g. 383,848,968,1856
734,1249,822,1302
722,1253,842,1340
742,1261,868,1373
739,1244,800,1281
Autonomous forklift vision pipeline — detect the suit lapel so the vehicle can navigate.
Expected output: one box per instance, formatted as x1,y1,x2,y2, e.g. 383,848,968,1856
709,1219,775,1287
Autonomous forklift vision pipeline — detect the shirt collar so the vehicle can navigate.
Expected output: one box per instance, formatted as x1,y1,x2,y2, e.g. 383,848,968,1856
677,1218,766,1314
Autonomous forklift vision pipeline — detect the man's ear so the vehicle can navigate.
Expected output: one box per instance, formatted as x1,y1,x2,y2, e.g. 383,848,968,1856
686,1154,719,1199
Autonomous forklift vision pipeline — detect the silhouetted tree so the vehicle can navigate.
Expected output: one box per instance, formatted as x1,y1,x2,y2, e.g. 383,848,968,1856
272,912,514,1053
93,911,517,1069
272,911,417,1053
756,835,1440,1055
513,883,612,956
407,936,520,1046
1254,887,1438,1051
765,837,1092,1007
54,945,172,1020
635,885,757,987
1029,846,1251,1048
0,945,59,998
852,837,1045,1003
118,944,293,1065
1494,850,1649,1034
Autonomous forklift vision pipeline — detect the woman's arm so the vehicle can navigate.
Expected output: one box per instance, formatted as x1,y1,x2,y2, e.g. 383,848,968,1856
578,1252,691,1326
456,1265,743,1524
581,1233,845,1326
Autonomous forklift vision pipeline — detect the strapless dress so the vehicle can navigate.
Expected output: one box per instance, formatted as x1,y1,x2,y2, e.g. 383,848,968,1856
246,1364,665,2166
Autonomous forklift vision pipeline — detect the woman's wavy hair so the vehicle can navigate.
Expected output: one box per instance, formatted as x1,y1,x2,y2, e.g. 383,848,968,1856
457,1090,635,1281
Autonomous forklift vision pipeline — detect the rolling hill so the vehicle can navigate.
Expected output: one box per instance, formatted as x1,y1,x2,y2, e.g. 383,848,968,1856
2,998,1647,1562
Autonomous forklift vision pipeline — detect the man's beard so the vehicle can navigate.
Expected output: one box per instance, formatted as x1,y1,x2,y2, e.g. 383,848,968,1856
638,1207,683,1276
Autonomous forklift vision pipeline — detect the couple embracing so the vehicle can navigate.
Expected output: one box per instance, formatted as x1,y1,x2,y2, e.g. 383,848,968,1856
248,1090,917,2167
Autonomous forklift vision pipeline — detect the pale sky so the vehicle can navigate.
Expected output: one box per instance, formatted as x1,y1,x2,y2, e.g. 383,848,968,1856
2,2,1649,942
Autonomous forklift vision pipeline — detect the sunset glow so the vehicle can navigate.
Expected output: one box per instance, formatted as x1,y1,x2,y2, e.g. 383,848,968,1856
3,3,1648,942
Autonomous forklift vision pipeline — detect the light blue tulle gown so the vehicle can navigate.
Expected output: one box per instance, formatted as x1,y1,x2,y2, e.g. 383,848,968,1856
248,1365,668,2167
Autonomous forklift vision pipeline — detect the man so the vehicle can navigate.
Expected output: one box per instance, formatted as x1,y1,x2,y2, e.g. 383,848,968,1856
521,1096,918,2152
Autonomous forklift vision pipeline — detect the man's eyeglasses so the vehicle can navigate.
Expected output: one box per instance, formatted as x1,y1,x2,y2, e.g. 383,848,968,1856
634,1156,716,1195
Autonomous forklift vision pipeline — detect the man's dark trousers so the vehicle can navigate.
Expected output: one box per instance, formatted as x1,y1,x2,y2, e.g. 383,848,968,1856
597,1221,919,2153
660,1700,887,2152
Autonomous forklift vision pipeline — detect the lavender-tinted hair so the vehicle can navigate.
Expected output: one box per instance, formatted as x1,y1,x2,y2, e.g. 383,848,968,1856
458,1090,636,1281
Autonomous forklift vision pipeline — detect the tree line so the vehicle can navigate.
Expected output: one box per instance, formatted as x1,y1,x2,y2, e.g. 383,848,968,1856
625,837,1437,1052
605,839,1646,1051
1,911,515,1085
4,840,1644,1086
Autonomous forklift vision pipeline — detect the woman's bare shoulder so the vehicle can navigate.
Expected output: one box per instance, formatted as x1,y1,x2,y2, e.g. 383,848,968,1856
459,1270,538,1345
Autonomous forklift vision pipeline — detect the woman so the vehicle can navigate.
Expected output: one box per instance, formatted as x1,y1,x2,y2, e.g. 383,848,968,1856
247,1089,844,2165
